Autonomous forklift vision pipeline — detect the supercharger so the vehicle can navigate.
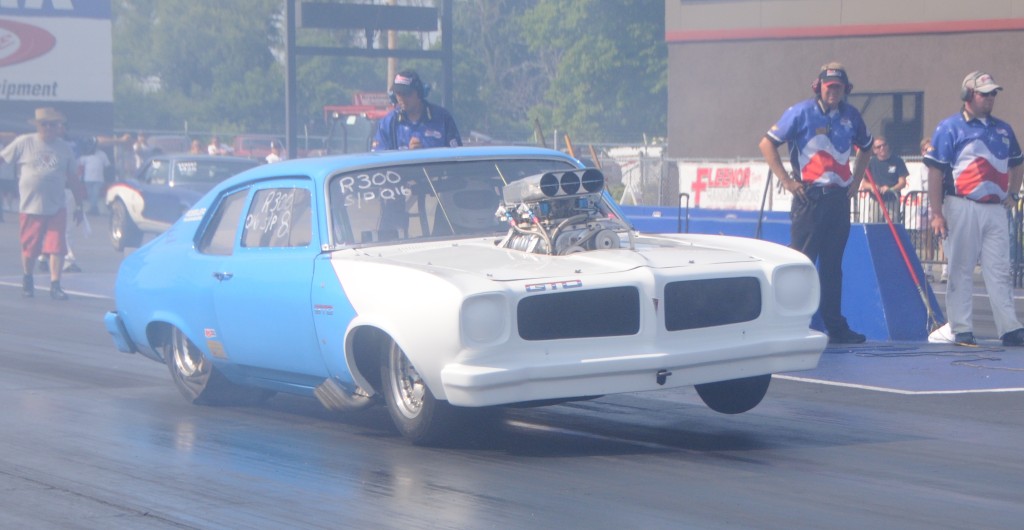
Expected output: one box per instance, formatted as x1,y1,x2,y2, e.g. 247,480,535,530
496,169,634,255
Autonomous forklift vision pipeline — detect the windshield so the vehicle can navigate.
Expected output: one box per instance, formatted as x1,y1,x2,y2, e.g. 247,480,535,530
328,158,580,246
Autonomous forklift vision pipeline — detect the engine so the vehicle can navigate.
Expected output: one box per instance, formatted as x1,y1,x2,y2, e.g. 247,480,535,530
496,169,632,255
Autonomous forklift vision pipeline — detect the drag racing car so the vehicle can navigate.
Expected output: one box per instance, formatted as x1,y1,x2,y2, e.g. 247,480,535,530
105,154,260,250
104,146,827,444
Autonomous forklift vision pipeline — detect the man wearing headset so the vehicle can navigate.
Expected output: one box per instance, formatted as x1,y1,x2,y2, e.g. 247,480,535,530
372,70,462,151
925,71,1024,347
759,62,873,344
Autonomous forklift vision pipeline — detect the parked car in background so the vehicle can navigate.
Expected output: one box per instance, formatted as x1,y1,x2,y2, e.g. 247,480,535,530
104,146,827,445
105,154,259,250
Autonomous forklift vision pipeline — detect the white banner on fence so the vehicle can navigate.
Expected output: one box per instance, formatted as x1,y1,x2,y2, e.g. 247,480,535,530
676,159,928,211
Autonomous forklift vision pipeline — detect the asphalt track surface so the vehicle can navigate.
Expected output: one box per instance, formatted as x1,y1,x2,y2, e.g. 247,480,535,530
1,211,1023,529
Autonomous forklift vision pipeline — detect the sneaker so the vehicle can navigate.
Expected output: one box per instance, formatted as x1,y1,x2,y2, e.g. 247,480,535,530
49,281,68,301
1001,328,1024,347
22,274,34,298
63,262,82,273
954,332,977,346
828,328,866,344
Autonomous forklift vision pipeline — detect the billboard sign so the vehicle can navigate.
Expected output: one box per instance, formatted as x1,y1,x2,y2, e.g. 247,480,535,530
0,0,113,134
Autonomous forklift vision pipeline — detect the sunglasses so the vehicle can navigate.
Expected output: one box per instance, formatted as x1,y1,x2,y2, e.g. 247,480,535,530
873,144,888,149
38,120,64,128
978,91,998,98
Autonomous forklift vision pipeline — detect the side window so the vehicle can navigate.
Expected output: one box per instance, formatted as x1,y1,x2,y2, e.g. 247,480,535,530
241,188,312,248
196,189,248,255
145,160,170,185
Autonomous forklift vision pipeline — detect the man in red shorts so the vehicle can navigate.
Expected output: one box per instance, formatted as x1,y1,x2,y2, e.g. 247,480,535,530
0,108,84,299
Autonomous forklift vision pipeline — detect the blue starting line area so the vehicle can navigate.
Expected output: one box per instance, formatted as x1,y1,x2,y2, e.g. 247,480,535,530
778,341,1024,394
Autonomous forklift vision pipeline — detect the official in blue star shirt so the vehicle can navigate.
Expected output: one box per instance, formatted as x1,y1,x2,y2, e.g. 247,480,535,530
372,70,462,152
924,71,1024,347
759,62,873,344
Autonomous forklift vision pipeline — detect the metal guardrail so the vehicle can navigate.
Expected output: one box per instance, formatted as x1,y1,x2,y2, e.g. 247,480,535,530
854,190,1024,288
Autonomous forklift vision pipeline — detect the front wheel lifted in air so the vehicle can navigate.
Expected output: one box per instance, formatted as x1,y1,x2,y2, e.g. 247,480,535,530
695,374,771,414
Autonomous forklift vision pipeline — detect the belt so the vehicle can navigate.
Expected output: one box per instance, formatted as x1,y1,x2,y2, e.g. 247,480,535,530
806,185,848,197
945,192,1000,204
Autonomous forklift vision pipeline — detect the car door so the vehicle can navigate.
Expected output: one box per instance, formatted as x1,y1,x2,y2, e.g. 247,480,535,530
210,177,328,385
137,158,191,228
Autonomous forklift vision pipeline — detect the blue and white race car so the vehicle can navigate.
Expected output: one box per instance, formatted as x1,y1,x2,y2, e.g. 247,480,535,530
104,146,826,444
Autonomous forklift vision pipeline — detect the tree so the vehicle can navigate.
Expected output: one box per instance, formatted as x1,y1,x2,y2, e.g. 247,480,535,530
450,0,545,142
521,0,666,144
113,0,283,133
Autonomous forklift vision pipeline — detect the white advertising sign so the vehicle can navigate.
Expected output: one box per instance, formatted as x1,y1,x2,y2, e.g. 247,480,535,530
676,159,929,212
676,160,792,212
0,1,112,103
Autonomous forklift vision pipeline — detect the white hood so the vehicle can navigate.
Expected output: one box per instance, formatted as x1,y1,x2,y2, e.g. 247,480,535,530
343,236,759,282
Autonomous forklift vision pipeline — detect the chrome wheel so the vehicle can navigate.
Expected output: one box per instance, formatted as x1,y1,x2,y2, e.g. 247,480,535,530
110,200,141,251
386,342,426,420
380,339,460,445
165,327,213,403
164,327,272,406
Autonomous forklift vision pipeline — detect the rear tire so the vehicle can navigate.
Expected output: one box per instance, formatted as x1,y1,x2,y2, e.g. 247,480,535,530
380,340,460,445
695,374,771,414
164,327,272,406
110,199,142,251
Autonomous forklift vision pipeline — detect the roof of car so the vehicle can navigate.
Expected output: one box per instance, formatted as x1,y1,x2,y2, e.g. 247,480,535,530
219,145,580,188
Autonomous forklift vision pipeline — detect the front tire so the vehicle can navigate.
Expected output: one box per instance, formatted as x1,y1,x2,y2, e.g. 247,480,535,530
110,199,142,251
695,374,771,414
164,327,271,405
381,340,459,445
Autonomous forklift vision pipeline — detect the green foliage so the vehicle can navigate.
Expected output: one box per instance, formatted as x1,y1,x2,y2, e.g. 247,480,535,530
521,0,666,143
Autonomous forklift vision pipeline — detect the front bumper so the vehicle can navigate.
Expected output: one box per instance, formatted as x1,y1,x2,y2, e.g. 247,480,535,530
439,330,826,407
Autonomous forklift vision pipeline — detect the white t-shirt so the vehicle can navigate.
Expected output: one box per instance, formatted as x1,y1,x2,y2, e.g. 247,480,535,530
0,133,76,215
78,150,111,183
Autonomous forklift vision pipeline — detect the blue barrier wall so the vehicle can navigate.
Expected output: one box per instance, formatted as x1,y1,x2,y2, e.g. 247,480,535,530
621,206,944,341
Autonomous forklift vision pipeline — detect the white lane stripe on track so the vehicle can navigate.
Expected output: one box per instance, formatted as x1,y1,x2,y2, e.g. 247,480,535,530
774,374,1024,395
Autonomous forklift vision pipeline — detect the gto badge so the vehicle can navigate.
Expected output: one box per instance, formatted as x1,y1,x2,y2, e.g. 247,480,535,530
525,279,582,292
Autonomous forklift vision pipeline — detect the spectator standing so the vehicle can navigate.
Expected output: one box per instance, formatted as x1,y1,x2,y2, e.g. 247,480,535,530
925,71,1024,346
189,138,204,155
265,140,285,163
758,62,873,344
207,136,231,156
916,138,949,282
0,108,85,300
861,136,909,223
372,70,462,151
77,138,110,215
915,138,932,192
0,134,16,221
132,132,154,169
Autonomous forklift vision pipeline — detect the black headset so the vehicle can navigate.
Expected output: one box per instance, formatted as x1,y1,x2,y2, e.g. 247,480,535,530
811,63,853,96
388,70,426,104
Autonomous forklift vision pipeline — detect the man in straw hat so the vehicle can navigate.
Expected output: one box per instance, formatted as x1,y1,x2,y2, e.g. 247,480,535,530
0,107,85,300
